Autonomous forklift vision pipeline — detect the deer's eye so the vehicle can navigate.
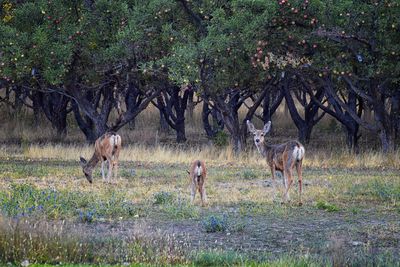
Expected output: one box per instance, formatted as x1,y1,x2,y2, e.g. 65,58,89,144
261,134,264,137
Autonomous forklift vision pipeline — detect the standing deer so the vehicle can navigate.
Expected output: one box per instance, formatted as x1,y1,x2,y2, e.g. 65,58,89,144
188,160,207,206
247,120,305,205
79,132,122,183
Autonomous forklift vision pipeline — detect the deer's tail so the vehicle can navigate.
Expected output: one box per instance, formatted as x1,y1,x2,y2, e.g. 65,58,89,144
293,144,305,161
110,134,122,155
194,160,203,177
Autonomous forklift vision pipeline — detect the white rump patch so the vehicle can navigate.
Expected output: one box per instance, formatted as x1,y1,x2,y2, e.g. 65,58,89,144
195,165,203,177
110,134,121,147
293,145,305,161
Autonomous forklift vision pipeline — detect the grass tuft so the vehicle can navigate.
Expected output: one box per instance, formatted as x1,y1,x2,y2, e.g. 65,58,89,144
315,200,340,212
202,214,229,233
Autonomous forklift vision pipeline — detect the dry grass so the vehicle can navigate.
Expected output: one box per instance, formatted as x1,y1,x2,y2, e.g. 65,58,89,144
0,143,398,170
0,216,189,265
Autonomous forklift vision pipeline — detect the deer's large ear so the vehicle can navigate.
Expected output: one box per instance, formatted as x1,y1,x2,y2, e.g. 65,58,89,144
246,120,255,133
263,121,272,134
79,157,87,166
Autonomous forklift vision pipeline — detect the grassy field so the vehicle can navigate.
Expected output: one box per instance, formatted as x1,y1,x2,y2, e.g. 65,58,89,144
0,104,399,266
0,144,399,266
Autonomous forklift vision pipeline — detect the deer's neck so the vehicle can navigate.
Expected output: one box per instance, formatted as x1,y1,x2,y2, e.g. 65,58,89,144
84,153,100,171
257,142,273,157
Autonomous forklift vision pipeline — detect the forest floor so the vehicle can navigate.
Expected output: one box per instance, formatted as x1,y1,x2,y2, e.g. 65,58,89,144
0,154,399,266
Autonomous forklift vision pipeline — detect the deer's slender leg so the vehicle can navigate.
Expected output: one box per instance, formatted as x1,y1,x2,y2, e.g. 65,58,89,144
199,185,207,206
284,168,293,202
190,182,196,203
282,154,293,202
270,165,278,200
101,161,106,180
113,150,120,179
296,160,303,205
113,161,118,180
106,159,112,182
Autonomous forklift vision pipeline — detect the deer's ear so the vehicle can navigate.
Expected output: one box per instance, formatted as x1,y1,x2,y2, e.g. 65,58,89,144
246,120,255,133
263,121,271,134
79,157,87,166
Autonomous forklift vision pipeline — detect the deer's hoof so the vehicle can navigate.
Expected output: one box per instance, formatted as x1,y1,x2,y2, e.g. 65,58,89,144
298,202,303,206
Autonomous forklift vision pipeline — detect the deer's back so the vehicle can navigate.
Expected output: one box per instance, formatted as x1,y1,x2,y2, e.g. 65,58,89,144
266,140,304,170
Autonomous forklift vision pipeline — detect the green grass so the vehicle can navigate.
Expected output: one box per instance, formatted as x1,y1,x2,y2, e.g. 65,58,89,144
315,200,340,212
0,156,399,266
0,183,140,220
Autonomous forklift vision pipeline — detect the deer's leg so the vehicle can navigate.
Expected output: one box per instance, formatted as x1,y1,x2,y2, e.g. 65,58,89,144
282,155,294,203
113,161,119,180
270,165,278,200
101,161,106,180
284,168,293,202
199,184,207,206
113,149,120,180
296,160,303,205
106,159,112,182
190,182,196,203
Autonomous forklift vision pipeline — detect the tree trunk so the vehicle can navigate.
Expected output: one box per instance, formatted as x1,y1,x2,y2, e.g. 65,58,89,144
176,117,187,143
202,98,224,138
159,108,170,133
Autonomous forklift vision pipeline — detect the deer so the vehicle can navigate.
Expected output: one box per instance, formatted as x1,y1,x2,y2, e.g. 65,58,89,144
187,160,207,206
79,132,122,183
247,120,305,205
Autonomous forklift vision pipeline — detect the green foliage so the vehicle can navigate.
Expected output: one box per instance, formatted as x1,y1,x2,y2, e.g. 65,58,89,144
153,191,174,205
193,251,243,266
162,199,200,219
349,179,400,202
0,183,138,219
202,214,228,233
316,200,340,212
242,169,258,180
212,131,229,147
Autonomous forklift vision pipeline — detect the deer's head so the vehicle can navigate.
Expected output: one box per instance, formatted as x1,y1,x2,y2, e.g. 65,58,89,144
246,120,271,147
79,157,93,183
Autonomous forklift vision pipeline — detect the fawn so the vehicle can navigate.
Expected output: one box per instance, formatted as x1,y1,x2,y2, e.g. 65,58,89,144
247,120,305,205
188,160,207,206
79,132,122,183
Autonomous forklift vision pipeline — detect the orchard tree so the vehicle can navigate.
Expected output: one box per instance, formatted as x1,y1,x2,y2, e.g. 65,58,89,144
151,0,281,153
309,0,400,152
0,0,163,141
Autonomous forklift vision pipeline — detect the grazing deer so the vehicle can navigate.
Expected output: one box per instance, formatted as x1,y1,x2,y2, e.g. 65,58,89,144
247,120,305,205
79,132,122,183
188,160,207,206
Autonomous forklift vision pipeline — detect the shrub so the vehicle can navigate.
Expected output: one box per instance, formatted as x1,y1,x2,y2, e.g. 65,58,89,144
242,169,257,180
193,251,243,266
78,210,96,223
316,201,340,212
213,131,229,147
202,214,228,233
153,191,174,205
348,179,400,201
162,199,200,219
0,183,138,219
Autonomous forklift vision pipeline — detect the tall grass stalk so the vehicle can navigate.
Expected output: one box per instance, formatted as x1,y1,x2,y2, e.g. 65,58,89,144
2,144,398,169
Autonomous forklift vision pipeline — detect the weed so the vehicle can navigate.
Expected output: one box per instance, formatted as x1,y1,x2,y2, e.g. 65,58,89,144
316,201,340,212
202,214,228,233
162,199,200,219
193,251,243,266
153,191,174,205
78,210,96,223
213,131,229,147
348,179,400,202
0,184,139,220
242,169,258,180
